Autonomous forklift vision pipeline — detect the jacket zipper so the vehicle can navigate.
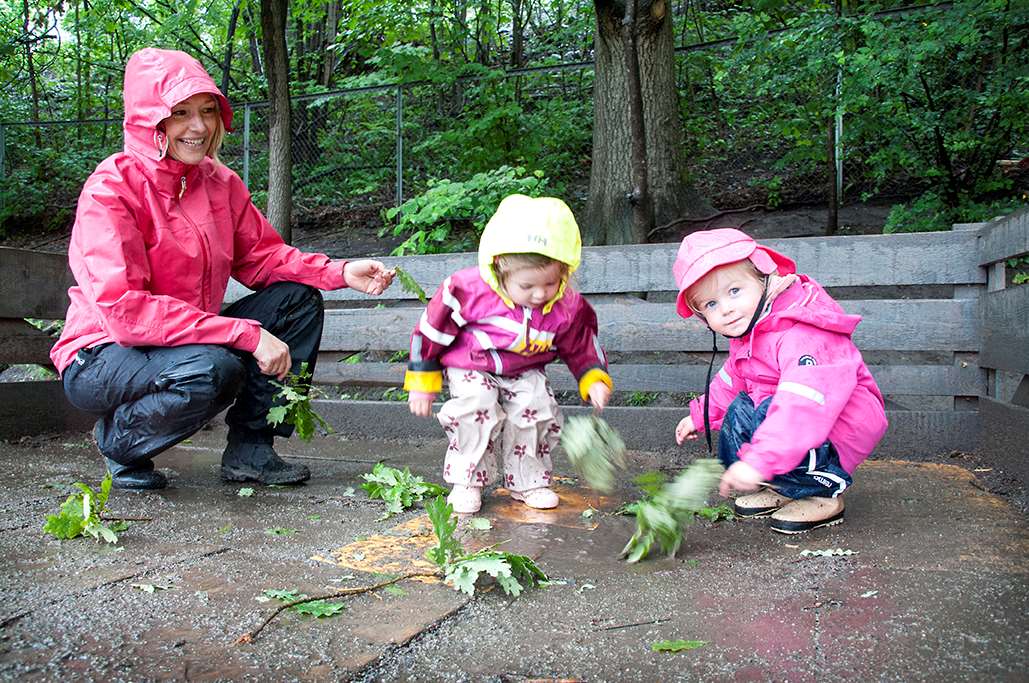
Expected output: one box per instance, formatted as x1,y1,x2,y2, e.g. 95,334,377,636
177,174,211,309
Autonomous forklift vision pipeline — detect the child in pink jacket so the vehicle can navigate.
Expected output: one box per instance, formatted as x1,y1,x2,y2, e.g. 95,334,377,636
406,194,613,514
672,228,888,533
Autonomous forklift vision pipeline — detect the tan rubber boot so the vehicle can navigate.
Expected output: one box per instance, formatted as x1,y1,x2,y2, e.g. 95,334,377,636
733,488,791,518
769,496,845,534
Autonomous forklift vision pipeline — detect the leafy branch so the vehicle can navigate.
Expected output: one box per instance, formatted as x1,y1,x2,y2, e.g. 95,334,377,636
560,415,627,494
621,459,724,563
42,474,129,544
392,265,428,303
425,495,547,597
266,362,331,441
361,463,447,519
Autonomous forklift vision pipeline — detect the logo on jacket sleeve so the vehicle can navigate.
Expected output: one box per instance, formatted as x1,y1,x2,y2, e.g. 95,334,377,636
798,355,817,366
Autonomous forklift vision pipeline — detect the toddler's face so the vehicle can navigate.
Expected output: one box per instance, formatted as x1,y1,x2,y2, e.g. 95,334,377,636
503,262,564,309
688,262,765,336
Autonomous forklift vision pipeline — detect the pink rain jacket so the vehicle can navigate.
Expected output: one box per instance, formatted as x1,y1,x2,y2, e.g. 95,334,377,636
50,49,346,373
689,275,888,479
404,267,611,401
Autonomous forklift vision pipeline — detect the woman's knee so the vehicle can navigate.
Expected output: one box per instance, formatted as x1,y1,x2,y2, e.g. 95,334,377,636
158,345,245,404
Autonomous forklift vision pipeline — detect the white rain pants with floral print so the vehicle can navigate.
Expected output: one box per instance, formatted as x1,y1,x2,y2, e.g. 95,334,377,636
438,368,562,493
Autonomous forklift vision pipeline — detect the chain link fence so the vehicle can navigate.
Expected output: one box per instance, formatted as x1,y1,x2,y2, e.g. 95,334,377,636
0,50,904,240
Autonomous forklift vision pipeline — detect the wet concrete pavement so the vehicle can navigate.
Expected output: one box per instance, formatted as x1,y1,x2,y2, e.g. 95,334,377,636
0,425,1026,681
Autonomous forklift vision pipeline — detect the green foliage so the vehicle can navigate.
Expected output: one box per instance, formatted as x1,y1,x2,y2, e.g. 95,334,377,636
43,474,128,544
392,266,428,303
263,589,346,618
621,459,724,563
424,496,547,597
651,639,707,653
385,166,550,256
884,193,1026,234
626,391,659,407
361,463,448,519
267,362,331,440
1007,256,1029,286
560,415,627,494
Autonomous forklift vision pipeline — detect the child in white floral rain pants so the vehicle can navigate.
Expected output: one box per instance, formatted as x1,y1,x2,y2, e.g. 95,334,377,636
405,194,612,513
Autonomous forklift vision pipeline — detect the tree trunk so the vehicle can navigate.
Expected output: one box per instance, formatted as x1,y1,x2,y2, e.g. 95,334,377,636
622,0,654,242
221,0,243,96
587,0,704,245
260,0,292,242
246,3,264,77
510,0,524,67
22,0,42,147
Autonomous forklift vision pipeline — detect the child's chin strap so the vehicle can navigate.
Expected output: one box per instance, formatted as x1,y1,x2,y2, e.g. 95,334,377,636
698,276,769,455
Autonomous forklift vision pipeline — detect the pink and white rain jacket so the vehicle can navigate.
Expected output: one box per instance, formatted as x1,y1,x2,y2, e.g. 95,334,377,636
404,267,612,400
689,275,888,479
51,48,346,374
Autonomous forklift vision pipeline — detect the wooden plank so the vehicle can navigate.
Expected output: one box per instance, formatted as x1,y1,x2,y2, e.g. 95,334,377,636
978,207,1029,266
313,399,979,456
224,231,985,304
314,361,984,398
318,299,980,353
0,319,56,365
0,381,95,439
980,397,1029,489
980,285,1029,374
0,247,74,319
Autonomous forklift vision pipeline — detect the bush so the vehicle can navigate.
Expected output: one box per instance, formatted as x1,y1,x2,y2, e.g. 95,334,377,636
384,166,551,255
884,192,1027,234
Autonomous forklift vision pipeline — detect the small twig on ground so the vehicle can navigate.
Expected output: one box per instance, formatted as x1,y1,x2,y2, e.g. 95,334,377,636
594,617,671,632
234,571,440,644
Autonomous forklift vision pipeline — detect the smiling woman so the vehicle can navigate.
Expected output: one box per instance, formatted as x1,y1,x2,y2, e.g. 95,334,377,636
161,93,221,165
50,48,396,492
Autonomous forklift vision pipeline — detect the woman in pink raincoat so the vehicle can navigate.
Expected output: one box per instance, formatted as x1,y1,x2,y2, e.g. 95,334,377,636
51,48,393,490
672,228,888,533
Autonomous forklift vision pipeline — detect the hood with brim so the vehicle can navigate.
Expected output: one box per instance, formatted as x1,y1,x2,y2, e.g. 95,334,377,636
122,48,233,161
477,194,582,313
673,228,796,319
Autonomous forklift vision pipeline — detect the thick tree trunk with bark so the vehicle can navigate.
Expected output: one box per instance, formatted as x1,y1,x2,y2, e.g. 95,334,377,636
260,0,292,241
586,0,705,245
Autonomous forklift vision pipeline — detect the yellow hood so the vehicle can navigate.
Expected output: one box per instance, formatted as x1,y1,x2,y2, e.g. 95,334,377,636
477,194,582,312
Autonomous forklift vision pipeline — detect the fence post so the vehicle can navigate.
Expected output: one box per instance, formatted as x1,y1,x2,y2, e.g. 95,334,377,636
395,86,404,216
242,104,251,187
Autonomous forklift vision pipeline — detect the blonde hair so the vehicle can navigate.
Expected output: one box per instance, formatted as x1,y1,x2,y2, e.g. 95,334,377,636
207,113,224,164
494,252,569,279
687,259,765,313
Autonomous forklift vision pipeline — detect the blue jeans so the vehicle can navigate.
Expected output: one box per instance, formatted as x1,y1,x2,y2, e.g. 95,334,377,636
718,392,852,499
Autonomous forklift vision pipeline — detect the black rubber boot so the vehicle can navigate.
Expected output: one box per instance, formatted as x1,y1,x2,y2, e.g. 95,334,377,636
220,432,310,485
105,458,168,490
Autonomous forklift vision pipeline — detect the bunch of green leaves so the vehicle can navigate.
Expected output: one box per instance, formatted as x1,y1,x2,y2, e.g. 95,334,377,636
42,474,128,544
267,362,331,440
621,459,724,564
384,166,550,256
392,266,428,303
560,415,627,494
262,589,346,618
425,495,547,597
361,463,447,518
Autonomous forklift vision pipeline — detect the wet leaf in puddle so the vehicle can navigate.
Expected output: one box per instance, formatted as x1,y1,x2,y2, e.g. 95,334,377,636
467,517,492,530
237,487,255,497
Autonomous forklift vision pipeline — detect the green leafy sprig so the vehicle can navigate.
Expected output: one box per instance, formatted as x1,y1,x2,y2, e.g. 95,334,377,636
262,589,346,618
361,463,447,519
560,415,627,494
42,474,129,544
392,265,428,303
621,459,724,563
425,495,547,597
266,361,331,441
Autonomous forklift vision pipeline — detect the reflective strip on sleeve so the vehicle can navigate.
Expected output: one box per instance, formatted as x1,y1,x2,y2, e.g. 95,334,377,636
419,311,455,345
717,367,733,387
440,277,467,326
778,381,825,405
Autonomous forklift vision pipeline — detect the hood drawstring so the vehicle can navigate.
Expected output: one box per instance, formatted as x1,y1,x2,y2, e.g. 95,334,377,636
699,276,769,455
154,131,169,160
179,176,186,199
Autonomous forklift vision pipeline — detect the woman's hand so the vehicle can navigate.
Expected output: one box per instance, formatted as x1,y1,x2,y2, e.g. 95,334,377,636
587,382,611,412
719,460,764,498
675,414,699,445
344,260,394,295
253,328,291,380
408,391,436,418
